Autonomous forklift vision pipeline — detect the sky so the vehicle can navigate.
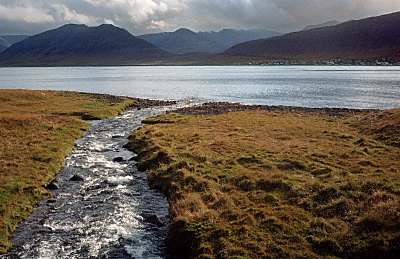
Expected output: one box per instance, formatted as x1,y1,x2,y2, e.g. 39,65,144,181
0,0,400,35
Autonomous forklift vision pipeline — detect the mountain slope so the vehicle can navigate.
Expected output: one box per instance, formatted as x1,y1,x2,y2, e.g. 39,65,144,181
140,28,220,54
225,11,400,61
140,28,280,54
0,35,28,47
0,24,169,65
0,40,6,53
199,29,281,51
302,20,340,31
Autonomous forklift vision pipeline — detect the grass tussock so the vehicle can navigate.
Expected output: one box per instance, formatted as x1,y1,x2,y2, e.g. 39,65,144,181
0,89,137,253
129,108,400,258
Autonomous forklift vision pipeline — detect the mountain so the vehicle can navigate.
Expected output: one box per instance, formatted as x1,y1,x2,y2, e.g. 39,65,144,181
140,28,220,54
0,35,29,47
0,24,169,66
302,20,340,31
225,11,400,62
0,40,6,53
199,29,281,51
139,28,280,54
0,35,29,53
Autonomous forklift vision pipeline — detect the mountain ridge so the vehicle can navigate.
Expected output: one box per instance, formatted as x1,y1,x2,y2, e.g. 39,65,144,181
139,28,280,54
225,11,400,62
0,35,29,53
1,11,400,66
302,20,340,31
0,24,169,66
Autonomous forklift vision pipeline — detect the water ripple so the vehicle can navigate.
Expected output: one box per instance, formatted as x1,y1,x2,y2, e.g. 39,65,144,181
5,104,188,259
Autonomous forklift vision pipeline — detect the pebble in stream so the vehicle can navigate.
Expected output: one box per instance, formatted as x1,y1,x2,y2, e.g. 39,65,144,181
4,105,185,259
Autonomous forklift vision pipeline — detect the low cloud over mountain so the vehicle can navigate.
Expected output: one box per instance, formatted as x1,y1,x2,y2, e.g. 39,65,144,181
0,0,400,35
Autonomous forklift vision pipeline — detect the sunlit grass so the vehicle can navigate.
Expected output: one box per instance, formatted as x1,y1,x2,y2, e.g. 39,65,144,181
129,107,400,258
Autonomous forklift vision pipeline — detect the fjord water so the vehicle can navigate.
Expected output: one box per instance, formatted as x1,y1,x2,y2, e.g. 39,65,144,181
0,66,400,109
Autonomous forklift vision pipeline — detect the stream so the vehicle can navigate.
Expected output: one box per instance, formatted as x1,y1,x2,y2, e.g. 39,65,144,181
4,105,185,259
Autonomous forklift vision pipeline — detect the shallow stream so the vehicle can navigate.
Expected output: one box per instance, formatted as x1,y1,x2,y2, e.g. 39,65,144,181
5,105,183,259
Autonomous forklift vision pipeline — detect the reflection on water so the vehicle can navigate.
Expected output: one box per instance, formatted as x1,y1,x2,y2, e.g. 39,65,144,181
0,66,399,109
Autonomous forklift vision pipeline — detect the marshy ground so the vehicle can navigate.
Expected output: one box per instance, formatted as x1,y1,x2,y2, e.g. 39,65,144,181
129,103,400,258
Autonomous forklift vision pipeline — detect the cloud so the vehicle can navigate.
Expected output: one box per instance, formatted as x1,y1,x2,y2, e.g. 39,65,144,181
0,4,54,24
51,4,96,25
0,0,399,35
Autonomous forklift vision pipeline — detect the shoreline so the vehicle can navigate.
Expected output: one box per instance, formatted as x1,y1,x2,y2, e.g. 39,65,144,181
1,63,400,68
172,102,380,115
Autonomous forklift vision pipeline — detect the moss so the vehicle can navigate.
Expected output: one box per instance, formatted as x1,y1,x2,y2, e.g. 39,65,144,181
276,159,307,171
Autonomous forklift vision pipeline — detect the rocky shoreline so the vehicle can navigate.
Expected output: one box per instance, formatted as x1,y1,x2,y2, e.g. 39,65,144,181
173,102,378,116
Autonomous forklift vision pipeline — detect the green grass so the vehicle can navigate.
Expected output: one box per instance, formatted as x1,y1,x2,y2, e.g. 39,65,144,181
0,89,137,253
129,107,400,258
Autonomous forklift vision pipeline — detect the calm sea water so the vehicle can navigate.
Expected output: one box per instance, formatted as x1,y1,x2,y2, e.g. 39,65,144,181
0,66,399,109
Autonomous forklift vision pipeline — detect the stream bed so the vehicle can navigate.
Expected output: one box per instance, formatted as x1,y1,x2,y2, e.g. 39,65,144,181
5,105,184,259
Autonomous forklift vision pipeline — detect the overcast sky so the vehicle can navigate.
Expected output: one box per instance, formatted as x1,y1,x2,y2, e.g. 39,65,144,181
0,0,400,35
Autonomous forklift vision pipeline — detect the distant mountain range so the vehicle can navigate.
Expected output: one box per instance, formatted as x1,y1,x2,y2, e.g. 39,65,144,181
1,11,400,66
0,24,168,65
302,20,340,31
225,11,400,62
139,28,280,54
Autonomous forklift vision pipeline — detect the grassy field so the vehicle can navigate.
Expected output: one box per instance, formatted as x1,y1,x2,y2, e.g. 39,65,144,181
0,89,140,253
129,104,400,258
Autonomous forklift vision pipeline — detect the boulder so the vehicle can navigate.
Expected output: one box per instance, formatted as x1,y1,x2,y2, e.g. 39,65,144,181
46,180,59,190
143,214,164,227
69,174,84,182
113,157,125,163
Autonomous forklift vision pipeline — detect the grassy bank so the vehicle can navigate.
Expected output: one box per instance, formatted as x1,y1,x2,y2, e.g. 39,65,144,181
0,89,153,253
128,103,400,258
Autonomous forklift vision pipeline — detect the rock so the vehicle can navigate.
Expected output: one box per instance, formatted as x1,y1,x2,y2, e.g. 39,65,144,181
46,180,59,190
143,214,164,227
129,156,138,161
113,157,125,163
37,226,53,234
70,175,84,182
46,199,57,204
112,135,123,139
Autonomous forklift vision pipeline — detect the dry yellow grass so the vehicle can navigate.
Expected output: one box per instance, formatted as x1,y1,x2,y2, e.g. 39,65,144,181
0,89,137,253
129,105,400,258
